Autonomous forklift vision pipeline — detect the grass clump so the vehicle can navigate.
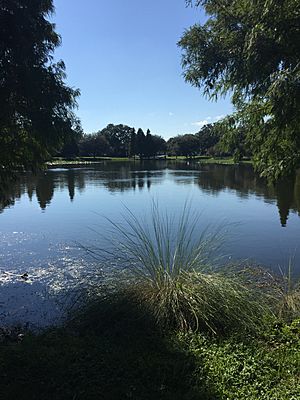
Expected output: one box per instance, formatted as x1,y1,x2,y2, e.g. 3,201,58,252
92,202,271,335
276,260,300,321
123,270,269,335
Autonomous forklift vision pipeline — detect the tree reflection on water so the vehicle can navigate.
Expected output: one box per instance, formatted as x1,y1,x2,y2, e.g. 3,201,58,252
1,161,300,227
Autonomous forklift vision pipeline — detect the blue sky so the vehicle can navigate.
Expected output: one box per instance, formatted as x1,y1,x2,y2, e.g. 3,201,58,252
53,0,232,139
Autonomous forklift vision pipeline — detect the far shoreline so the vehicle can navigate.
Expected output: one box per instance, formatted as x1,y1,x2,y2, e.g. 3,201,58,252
46,156,253,168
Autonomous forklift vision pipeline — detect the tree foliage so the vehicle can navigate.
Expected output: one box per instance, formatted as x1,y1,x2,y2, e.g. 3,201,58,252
168,134,200,157
180,0,300,179
101,124,134,157
78,125,166,159
0,0,81,176
78,134,110,158
167,123,223,157
196,123,220,155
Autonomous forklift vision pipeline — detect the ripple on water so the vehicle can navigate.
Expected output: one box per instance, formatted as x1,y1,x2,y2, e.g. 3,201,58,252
0,232,105,328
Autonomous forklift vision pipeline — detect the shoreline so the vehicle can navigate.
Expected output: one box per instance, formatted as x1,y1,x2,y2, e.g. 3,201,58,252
46,156,253,168
0,284,299,399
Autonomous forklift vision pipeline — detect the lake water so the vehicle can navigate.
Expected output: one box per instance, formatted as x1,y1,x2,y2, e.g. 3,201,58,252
1,161,300,326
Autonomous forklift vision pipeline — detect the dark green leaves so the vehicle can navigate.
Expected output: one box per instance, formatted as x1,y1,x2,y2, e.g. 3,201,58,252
0,0,81,176
180,0,300,179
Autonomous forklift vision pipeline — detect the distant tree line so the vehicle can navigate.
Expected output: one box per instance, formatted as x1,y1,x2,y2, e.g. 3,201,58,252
167,123,222,158
60,121,249,160
167,122,250,161
60,124,167,159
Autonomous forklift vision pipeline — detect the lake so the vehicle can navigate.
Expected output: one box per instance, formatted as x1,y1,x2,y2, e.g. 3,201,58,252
1,161,300,326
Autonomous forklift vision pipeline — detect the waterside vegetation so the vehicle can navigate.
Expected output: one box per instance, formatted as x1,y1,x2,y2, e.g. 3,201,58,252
46,155,253,167
1,206,299,399
57,122,238,163
0,295,299,400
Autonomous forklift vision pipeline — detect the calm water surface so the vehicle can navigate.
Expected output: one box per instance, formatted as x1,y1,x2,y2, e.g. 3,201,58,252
1,161,300,326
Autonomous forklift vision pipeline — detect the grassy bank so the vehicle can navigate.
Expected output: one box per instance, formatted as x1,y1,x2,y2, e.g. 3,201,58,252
46,156,253,167
0,293,299,400
166,156,252,165
197,157,252,165
46,156,131,166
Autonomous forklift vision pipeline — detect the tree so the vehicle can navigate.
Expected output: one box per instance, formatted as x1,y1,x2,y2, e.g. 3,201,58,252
143,129,153,158
168,134,199,157
216,119,251,162
100,124,134,157
0,0,81,177
60,137,80,159
179,0,300,179
79,134,110,157
167,137,180,157
196,123,220,155
179,134,200,157
152,135,167,156
129,129,137,157
136,128,146,158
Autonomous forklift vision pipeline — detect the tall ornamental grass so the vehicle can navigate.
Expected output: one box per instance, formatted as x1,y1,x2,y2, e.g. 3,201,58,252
90,202,272,334
277,259,300,321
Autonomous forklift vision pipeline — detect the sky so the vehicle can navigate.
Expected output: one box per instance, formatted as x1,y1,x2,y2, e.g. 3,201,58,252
53,0,233,139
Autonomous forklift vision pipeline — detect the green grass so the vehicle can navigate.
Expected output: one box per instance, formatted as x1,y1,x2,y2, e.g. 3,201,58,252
197,157,252,165
79,156,132,161
0,294,199,400
0,293,299,400
46,157,135,166
166,156,252,164
46,156,253,166
178,318,300,400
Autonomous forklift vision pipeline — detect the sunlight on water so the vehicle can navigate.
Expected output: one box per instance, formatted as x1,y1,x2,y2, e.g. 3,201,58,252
1,161,300,326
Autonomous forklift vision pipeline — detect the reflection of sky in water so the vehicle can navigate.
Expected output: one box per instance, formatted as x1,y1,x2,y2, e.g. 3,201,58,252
0,162,300,326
